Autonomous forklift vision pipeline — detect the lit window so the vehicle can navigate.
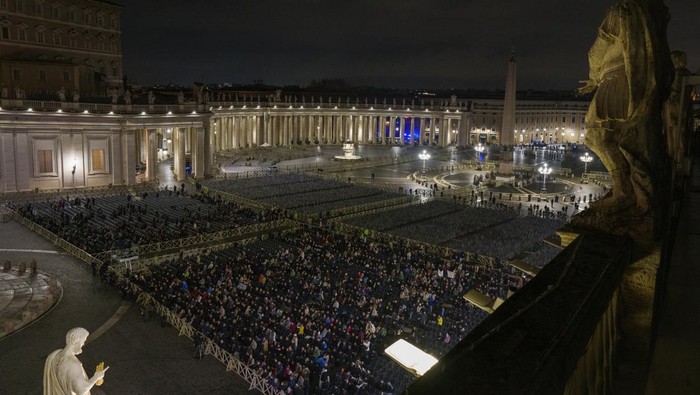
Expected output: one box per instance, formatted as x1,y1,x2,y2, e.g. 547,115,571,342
37,150,53,173
91,149,105,172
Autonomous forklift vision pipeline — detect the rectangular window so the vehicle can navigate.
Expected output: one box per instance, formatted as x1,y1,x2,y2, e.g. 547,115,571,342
0,0,7,9
91,149,105,172
12,69,20,80
37,150,53,173
36,31,45,43
52,6,59,18
1,26,9,39
38,70,46,81
18,28,26,41
15,0,23,12
53,33,61,45
63,71,70,81
69,36,77,47
111,66,117,77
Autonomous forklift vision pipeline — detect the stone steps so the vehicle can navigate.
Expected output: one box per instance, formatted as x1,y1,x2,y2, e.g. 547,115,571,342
0,269,60,338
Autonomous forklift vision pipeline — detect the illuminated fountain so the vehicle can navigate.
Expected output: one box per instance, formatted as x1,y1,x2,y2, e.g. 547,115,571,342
335,141,362,160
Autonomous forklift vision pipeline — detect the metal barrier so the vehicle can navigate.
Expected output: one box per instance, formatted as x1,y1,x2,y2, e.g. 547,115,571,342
127,290,277,394
8,210,103,268
331,221,500,267
96,219,295,261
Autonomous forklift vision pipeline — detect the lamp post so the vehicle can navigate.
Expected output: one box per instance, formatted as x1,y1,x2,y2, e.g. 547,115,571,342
418,150,430,176
475,143,485,169
538,162,552,193
580,152,593,176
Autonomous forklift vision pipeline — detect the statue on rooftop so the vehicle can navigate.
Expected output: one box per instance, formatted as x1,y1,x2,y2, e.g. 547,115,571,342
574,0,674,238
44,327,109,395
663,51,693,167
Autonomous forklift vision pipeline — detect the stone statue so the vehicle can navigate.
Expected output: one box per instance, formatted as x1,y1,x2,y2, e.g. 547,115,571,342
15,86,22,99
575,0,673,238
662,51,693,166
44,327,109,395
1,84,7,99
124,90,132,105
72,91,80,102
110,90,119,104
57,87,66,102
177,91,184,104
148,90,155,105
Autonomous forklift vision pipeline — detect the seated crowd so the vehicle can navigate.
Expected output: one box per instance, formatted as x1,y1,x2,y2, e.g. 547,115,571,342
136,226,525,394
10,190,279,254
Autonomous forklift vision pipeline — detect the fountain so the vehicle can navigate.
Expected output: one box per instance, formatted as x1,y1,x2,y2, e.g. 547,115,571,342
334,141,362,160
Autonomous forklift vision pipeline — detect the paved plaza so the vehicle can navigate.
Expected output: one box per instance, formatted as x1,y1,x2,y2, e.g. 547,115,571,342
0,144,610,395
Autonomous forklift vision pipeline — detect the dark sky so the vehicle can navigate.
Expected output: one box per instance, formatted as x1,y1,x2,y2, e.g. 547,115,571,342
116,0,700,90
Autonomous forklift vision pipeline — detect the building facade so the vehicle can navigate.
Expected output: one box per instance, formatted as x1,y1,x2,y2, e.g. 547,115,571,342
0,94,593,193
0,0,123,99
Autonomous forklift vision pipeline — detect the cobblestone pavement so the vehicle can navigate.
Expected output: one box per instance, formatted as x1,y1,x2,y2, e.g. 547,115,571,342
0,220,251,395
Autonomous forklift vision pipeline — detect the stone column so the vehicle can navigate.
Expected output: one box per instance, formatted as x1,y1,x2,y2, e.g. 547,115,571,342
173,127,186,181
146,128,157,181
122,129,136,185
410,117,416,145
204,120,212,177
193,126,205,179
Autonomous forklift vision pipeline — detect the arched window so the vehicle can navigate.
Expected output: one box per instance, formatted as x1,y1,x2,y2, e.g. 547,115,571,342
1,19,12,40
96,33,105,50
35,25,46,43
51,1,60,19
83,33,92,49
83,8,92,24
16,23,28,41
52,28,62,45
68,29,78,47
34,0,44,16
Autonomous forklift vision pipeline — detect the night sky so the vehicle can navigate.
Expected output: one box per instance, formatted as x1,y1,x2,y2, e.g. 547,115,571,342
116,0,700,90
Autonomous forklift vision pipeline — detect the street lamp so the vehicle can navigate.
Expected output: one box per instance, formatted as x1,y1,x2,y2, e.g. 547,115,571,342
580,152,593,175
475,143,485,168
418,150,430,175
538,162,552,193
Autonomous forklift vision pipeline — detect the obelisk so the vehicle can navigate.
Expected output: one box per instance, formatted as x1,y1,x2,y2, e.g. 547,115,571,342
500,50,517,167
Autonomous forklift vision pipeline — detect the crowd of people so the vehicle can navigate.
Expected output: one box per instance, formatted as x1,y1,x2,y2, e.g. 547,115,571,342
10,190,278,254
135,226,524,394
7,173,575,393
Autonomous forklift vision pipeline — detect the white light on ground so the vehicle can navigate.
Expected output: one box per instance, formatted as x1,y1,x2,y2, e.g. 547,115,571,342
384,339,438,377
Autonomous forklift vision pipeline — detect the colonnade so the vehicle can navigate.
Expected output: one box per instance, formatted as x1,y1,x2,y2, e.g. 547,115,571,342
212,110,466,150
134,120,212,182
